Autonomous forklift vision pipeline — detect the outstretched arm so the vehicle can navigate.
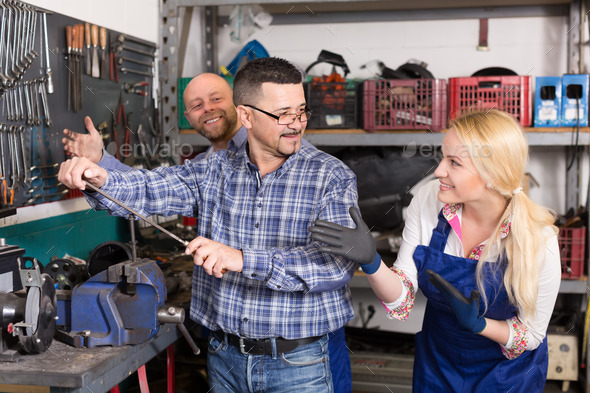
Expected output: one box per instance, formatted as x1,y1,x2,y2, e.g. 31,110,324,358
309,207,404,302
62,116,105,164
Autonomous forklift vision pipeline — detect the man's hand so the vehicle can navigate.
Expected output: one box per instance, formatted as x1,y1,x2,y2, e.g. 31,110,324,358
185,236,244,278
308,206,376,265
58,157,108,190
62,116,104,164
426,269,487,334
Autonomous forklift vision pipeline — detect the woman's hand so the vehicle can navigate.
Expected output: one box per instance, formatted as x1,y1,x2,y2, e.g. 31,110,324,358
426,269,487,334
308,206,376,265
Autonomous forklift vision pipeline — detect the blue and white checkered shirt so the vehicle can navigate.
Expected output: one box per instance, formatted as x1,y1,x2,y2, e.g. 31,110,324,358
87,139,358,339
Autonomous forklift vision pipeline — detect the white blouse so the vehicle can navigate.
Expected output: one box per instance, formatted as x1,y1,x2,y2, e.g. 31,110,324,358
384,180,561,352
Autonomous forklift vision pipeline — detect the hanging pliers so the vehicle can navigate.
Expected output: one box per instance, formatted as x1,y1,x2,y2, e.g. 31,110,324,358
124,81,149,96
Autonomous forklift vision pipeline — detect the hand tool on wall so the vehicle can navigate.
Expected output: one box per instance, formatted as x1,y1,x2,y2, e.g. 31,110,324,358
116,34,157,50
65,25,73,110
116,90,130,148
91,24,99,78
120,67,153,78
124,81,149,96
113,43,155,58
41,12,53,94
117,56,154,68
76,24,84,110
84,22,91,75
100,27,108,79
71,25,79,112
109,47,119,83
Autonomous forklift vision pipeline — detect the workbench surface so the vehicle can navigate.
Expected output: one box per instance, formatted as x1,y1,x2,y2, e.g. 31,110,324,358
0,324,182,393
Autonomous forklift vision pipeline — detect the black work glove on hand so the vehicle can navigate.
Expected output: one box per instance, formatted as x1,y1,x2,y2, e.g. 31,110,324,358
308,207,381,274
426,269,487,334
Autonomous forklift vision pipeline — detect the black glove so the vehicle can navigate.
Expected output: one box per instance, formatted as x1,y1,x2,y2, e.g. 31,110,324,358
426,269,487,334
309,207,381,273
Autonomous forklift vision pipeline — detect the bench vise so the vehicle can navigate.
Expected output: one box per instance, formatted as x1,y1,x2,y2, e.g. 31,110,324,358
56,258,174,348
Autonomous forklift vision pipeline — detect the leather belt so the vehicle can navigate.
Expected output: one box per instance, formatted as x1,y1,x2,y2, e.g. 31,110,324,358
213,330,321,356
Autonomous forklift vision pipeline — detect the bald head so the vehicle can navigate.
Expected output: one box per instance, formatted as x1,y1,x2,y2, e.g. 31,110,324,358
183,73,240,149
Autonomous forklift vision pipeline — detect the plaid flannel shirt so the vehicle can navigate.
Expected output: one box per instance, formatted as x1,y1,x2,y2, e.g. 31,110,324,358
87,140,358,339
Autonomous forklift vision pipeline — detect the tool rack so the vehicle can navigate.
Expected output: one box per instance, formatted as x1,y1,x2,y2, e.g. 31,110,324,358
0,2,156,213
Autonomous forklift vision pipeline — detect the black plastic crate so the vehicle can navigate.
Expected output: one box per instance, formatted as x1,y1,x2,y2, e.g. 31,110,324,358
304,81,358,129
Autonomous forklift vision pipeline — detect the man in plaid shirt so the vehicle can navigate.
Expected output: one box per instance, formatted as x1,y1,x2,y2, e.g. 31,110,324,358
59,57,358,392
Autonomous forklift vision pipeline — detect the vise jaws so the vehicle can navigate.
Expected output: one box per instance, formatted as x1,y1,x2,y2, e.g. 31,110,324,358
57,258,170,348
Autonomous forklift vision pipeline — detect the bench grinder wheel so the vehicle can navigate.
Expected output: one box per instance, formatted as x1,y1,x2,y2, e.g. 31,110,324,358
18,273,57,353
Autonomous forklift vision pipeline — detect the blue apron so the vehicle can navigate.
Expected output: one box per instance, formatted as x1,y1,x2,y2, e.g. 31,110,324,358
412,210,548,392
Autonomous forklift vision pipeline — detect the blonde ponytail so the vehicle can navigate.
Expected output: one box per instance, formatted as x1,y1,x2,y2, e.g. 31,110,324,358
451,110,557,322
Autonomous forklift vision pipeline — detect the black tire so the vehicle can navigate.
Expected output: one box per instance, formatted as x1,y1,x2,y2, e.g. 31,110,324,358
397,63,435,79
471,67,517,76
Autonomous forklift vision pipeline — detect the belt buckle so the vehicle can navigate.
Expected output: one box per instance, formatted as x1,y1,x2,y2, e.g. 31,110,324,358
239,337,248,354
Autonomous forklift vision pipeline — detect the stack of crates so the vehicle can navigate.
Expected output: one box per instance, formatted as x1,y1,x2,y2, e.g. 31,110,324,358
559,227,586,279
304,80,359,129
448,76,532,126
362,79,448,132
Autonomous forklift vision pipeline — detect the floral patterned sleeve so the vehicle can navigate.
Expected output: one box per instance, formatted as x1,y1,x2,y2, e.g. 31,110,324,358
380,267,416,321
501,316,529,359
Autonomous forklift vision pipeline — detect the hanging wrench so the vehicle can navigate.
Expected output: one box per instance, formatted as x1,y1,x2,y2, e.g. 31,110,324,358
9,1,24,79
0,124,6,185
28,6,38,58
117,56,154,68
39,81,52,127
120,67,153,78
116,34,157,49
23,80,32,126
41,12,53,94
17,82,25,121
114,43,155,58
34,79,42,126
2,1,14,88
9,126,19,188
0,1,13,88
19,126,30,184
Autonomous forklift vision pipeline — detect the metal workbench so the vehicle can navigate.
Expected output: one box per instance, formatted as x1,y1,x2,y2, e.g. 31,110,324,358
0,324,182,392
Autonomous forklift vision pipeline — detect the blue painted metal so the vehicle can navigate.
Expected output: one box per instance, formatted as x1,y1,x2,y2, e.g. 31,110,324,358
58,258,167,348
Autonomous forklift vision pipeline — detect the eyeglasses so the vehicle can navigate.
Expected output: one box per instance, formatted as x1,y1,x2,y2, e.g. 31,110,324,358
244,105,312,125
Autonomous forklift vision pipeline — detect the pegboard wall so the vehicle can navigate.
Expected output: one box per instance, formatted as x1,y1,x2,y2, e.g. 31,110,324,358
0,0,158,217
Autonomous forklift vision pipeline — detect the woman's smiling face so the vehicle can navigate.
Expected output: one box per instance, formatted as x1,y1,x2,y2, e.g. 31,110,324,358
433,127,489,205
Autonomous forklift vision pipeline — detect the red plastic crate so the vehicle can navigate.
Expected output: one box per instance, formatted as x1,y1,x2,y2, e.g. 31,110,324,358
559,227,586,279
448,76,532,126
363,79,447,132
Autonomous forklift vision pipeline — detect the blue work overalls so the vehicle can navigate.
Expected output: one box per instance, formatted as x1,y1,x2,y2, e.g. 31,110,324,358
411,210,548,392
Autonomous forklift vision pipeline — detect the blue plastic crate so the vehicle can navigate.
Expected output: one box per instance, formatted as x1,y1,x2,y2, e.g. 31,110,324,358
561,74,589,127
534,76,561,127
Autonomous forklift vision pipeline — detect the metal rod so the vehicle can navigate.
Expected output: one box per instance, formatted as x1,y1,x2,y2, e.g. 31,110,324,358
84,182,189,247
177,322,200,355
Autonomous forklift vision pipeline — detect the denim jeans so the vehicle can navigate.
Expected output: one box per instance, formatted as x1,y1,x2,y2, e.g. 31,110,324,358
207,333,333,393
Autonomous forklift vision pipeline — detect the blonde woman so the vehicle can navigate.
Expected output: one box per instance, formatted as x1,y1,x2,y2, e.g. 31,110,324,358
309,109,561,392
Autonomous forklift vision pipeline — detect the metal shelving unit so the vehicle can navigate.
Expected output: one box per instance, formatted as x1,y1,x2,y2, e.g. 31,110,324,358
159,1,590,390
180,128,590,147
